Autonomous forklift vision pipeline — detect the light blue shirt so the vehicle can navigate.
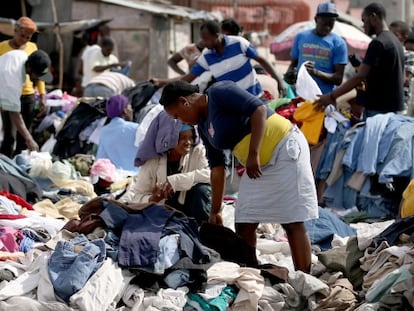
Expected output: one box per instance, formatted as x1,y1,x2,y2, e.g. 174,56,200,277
291,29,348,94
97,117,140,173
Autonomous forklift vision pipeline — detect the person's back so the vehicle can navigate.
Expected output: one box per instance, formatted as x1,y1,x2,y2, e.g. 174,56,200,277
363,30,404,112
84,71,135,97
97,94,139,173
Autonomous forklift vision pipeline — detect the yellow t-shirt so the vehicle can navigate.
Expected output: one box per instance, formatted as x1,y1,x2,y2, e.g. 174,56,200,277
0,40,46,95
293,100,325,145
233,113,291,167
401,180,414,218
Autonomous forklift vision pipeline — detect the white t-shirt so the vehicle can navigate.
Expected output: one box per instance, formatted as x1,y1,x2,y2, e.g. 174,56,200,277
0,50,27,112
86,48,119,85
81,44,100,87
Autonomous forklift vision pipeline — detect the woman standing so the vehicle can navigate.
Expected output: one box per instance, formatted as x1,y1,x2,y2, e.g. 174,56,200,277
159,80,318,272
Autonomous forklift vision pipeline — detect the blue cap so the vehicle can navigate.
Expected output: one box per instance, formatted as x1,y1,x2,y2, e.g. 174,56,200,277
316,2,338,17
180,124,193,132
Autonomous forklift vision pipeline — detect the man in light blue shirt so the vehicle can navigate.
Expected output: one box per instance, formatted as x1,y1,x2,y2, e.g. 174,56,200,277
287,1,348,94
97,94,139,173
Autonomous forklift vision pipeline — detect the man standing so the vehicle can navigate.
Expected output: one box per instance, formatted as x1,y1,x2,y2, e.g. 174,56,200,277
287,1,348,95
317,3,404,118
0,17,47,157
154,20,286,97
389,20,414,113
0,50,52,154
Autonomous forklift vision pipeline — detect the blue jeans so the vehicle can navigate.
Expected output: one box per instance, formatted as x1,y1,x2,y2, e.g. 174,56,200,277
48,234,106,302
83,83,114,98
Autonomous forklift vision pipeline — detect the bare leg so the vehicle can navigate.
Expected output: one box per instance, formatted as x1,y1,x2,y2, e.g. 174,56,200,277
282,222,312,273
235,223,259,247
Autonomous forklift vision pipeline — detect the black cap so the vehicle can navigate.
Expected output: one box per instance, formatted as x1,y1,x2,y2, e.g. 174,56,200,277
159,80,199,106
27,50,53,83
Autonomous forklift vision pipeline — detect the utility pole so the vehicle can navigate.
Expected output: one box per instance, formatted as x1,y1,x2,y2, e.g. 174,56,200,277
233,0,238,20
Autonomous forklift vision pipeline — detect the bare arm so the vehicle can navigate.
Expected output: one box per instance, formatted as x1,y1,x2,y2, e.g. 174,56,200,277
287,59,299,72
9,111,38,151
245,105,267,178
255,55,287,96
151,72,197,87
209,165,226,225
306,63,346,86
167,53,186,75
315,63,371,110
93,63,123,73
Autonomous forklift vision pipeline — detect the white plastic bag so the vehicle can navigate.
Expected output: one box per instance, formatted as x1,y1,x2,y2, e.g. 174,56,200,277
295,61,322,100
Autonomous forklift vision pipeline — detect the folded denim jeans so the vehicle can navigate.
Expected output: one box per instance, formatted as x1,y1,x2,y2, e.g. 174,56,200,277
48,234,106,302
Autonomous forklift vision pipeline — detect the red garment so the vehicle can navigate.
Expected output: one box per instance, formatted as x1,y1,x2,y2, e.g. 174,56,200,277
275,97,304,126
0,190,33,210
0,214,26,220
0,227,23,252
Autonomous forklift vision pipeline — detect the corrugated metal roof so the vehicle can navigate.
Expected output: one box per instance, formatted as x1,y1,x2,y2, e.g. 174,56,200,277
0,17,109,36
98,0,219,20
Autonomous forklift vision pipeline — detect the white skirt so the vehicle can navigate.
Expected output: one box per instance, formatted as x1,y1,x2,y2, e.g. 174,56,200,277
235,126,319,224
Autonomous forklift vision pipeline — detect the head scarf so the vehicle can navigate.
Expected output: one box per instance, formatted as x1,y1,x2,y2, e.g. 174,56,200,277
106,94,128,118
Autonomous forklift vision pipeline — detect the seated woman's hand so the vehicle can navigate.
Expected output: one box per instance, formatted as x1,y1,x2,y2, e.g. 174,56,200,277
151,183,166,202
161,181,174,199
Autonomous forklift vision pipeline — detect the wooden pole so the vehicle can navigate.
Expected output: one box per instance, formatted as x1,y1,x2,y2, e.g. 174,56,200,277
20,0,27,17
50,0,63,90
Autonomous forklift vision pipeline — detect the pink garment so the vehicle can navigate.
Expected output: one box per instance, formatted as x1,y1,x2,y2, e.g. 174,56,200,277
90,158,117,183
0,227,23,252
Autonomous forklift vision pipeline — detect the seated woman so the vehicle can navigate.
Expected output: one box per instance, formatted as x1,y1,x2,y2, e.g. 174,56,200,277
122,124,211,225
96,94,139,173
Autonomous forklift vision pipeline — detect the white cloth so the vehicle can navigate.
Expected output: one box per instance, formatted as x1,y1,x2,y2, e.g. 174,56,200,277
141,287,188,311
0,252,55,301
0,50,27,112
69,259,125,311
207,261,264,311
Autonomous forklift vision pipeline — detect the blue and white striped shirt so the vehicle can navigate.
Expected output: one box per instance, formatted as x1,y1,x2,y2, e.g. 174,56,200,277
190,35,263,97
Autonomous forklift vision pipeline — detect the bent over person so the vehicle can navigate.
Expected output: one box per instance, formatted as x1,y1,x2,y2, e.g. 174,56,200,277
0,50,52,154
159,80,318,272
0,17,48,157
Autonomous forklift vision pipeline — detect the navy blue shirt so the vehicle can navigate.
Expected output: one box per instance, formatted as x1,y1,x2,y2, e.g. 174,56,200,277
198,80,273,168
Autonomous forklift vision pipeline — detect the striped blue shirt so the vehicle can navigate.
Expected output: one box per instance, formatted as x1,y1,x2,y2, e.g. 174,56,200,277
190,35,263,97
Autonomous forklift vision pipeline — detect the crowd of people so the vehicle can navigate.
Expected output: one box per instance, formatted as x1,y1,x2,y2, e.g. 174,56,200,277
0,2,414,307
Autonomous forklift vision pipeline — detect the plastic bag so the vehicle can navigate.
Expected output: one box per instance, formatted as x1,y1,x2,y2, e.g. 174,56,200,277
295,61,322,100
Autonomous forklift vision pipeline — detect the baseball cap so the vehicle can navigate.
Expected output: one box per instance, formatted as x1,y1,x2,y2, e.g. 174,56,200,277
26,50,53,83
316,2,339,17
16,17,37,32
